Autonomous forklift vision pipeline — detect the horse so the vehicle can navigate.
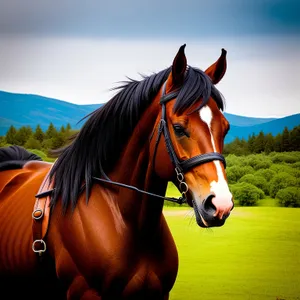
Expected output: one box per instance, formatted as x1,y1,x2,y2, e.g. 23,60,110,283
0,44,233,299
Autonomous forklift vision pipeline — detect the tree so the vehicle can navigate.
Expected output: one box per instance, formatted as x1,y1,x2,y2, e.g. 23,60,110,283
51,132,65,149
281,127,290,152
24,137,42,150
273,134,282,152
34,125,45,143
60,125,66,134
45,123,57,139
42,139,53,150
290,126,300,151
15,126,32,146
253,131,265,153
224,124,300,155
5,125,17,144
248,133,256,153
264,133,274,154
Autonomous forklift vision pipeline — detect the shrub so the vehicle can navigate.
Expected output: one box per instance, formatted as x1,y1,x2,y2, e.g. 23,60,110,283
271,152,300,164
269,172,297,198
291,161,300,169
230,182,264,206
239,174,269,195
270,164,300,178
225,154,244,167
244,154,272,170
27,149,55,162
42,138,53,150
24,137,42,150
226,165,255,184
0,136,7,147
254,169,276,182
276,187,300,207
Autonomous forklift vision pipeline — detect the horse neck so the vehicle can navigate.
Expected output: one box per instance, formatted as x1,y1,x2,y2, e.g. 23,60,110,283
109,101,168,232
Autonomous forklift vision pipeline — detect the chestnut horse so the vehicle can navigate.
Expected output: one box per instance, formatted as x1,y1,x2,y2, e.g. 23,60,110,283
0,45,233,299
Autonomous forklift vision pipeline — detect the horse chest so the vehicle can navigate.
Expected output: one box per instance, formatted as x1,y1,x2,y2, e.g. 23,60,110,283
121,260,168,298
100,253,177,299
55,219,178,298
101,237,178,298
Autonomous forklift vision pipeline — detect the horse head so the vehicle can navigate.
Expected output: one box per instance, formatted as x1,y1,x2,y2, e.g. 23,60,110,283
150,45,233,227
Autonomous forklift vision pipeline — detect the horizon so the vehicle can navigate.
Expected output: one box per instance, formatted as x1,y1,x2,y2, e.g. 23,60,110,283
0,88,297,120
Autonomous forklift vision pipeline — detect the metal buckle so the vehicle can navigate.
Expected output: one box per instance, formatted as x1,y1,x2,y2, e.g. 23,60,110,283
32,239,47,256
175,167,184,182
175,167,189,203
32,208,43,220
179,181,189,194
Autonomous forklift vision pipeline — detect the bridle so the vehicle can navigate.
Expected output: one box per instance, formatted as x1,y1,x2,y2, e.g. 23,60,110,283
35,81,227,206
32,80,227,256
35,81,226,205
91,81,226,204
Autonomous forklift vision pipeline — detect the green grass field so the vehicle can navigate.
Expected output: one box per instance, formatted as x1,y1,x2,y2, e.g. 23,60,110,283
163,206,300,300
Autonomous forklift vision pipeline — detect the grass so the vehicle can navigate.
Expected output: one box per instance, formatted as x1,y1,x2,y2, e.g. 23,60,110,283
163,206,300,300
165,182,281,207
27,148,56,162
258,197,279,207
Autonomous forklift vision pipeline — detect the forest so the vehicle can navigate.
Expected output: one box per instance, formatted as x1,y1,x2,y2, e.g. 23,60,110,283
1,123,299,207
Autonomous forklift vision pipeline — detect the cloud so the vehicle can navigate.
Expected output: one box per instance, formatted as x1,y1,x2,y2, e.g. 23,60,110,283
0,0,299,37
0,1,299,118
0,35,299,118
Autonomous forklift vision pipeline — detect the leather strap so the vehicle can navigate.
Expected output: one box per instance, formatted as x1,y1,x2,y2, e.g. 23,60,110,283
159,81,179,104
32,168,53,256
179,152,226,172
158,81,226,173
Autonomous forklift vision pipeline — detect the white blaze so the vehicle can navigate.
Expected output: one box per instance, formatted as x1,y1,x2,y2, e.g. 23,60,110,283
199,106,232,200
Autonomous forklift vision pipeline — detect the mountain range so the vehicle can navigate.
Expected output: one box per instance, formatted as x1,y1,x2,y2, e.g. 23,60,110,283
0,90,299,144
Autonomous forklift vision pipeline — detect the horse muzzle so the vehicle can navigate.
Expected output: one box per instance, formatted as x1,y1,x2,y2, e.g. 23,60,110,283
192,194,234,228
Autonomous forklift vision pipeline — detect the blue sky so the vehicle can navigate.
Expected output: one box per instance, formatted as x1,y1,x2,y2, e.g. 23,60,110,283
0,0,299,117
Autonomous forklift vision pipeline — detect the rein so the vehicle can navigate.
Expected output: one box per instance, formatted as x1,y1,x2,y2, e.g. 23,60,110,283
91,176,185,204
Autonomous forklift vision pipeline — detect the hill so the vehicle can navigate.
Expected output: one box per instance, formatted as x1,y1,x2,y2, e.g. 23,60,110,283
0,91,101,135
1,90,299,143
224,112,276,127
225,114,300,143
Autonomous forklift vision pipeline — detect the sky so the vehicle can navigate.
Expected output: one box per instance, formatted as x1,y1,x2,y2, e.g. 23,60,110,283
0,0,299,118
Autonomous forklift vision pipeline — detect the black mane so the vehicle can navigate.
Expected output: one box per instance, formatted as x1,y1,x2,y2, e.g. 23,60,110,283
49,66,225,212
0,145,42,171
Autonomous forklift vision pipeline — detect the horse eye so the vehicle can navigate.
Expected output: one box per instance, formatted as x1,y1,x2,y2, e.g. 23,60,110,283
173,124,188,137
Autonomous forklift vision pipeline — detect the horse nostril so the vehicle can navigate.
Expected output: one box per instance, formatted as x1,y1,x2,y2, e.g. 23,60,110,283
203,194,217,215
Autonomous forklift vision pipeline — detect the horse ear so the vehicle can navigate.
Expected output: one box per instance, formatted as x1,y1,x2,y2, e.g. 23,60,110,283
172,44,187,86
204,48,227,84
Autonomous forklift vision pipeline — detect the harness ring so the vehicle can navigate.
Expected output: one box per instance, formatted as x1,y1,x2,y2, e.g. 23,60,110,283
32,239,47,256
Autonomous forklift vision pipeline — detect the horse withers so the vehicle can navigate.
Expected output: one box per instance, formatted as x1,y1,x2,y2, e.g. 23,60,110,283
0,44,233,299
